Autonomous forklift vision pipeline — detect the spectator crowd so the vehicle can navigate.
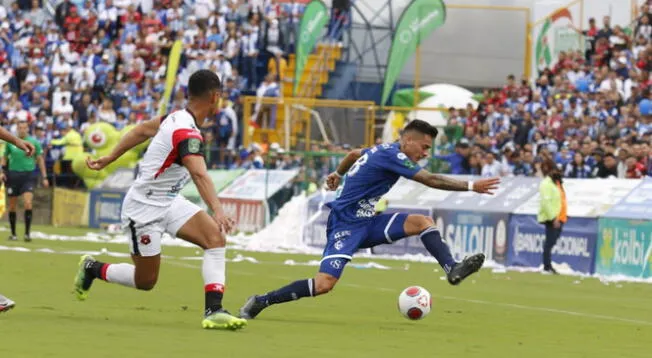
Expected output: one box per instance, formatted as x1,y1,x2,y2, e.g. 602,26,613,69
3,0,652,189
0,0,307,184
435,6,652,180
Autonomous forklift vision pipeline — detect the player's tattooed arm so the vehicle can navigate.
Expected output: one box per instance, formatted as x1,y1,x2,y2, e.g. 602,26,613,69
326,149,363,190
335,149,363,176
413,170,500,194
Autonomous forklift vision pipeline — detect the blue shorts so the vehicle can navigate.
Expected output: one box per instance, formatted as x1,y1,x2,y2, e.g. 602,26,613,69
319,212,409,278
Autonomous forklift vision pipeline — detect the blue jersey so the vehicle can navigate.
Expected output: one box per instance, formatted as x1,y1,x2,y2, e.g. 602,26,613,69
327,143,421,223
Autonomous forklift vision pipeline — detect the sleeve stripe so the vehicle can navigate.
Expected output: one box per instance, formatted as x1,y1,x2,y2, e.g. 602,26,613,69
172,128,203,150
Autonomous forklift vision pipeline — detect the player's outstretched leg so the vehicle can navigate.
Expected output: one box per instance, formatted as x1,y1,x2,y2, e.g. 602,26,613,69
0,294,15,313
73,254,140,301
175,210,246,330
406,215,485,285
240,271,337,319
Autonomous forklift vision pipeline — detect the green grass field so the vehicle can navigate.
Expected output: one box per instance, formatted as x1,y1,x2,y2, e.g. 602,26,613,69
2,224,652,358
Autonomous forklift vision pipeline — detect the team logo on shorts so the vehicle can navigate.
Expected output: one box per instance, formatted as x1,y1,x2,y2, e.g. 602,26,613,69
334,240,344,251
140,235,151,245
330,259,342,269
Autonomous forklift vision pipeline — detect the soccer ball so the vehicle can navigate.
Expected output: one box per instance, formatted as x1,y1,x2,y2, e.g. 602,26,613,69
398,286,432,320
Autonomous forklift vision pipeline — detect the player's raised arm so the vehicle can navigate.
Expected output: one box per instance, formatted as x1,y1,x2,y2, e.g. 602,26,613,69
413,169,500,194
325,148,363,190
87,117,161,170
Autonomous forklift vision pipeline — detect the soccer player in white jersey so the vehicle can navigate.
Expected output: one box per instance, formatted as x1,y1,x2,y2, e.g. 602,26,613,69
73,70,246,330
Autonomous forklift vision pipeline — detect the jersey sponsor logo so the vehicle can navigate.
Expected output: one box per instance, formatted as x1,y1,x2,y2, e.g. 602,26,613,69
334,230,351,240
355,197,380,218
168,173,189,197
188,137,201,153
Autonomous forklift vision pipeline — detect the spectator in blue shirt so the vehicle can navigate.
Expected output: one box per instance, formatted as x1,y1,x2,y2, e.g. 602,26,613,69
434,141,470,175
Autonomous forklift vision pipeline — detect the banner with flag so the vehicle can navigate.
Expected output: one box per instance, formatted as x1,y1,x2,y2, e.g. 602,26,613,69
380,0,446,106
293,0,329,96
533,6,582,74
158,40,183,116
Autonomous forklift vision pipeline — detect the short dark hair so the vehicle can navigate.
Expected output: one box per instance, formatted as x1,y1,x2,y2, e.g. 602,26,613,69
402,119,438,139
188,69,221,98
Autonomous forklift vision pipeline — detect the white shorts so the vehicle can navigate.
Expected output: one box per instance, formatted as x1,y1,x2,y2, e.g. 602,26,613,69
121,195,202,257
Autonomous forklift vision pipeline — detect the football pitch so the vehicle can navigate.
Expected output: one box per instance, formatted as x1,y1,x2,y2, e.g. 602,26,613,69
1,225,651,358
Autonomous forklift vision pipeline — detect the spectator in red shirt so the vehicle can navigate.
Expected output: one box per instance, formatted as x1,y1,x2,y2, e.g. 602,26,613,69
141,11,162,35
120,5,141,24
625,156,645,178
28,28,46,58
64,6,82,32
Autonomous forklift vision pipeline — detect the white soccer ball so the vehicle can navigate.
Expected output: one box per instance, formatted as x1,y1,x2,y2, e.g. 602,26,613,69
398,286,432,320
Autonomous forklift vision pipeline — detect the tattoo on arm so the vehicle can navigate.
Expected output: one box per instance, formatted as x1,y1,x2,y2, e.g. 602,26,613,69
429,174,469,191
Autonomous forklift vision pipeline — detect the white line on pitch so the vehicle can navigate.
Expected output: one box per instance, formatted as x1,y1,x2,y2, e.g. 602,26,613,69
166,260,652,327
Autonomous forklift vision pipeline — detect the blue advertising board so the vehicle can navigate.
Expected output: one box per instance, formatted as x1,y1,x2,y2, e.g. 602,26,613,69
89,190,126,228
507,214,598,273
433,209,509,264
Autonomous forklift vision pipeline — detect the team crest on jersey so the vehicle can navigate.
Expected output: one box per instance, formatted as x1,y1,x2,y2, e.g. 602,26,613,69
140,235,151,245
188,138,201,153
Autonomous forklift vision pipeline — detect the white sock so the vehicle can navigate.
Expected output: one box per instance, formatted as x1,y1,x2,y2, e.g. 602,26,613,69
203,247,226,292
105,263,136,288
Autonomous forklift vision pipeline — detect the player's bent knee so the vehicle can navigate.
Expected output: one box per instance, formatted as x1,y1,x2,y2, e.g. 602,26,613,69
406,215,435,235
314,273,338,295
202,233,226,250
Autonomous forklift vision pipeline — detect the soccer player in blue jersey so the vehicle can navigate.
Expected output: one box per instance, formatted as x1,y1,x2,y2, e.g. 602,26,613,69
239,120,500,319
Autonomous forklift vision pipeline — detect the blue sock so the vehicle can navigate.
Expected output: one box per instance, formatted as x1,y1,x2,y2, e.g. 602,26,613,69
259,279,315,306
420,228,457,273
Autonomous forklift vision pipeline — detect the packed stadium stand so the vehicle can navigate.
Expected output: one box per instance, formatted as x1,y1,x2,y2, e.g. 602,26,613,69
0,0,651,188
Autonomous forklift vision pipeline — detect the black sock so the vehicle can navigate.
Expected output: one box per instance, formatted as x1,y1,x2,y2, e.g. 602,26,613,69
84,259,106,279
8,211,16,236
259,279,315,306
24,210,32,236
420,227,456,273
205,291,224,315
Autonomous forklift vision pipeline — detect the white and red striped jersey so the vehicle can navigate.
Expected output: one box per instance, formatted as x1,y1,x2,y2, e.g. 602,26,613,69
127,109,204,207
